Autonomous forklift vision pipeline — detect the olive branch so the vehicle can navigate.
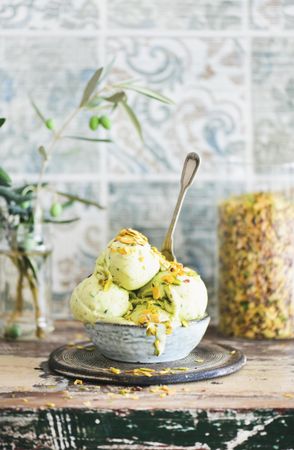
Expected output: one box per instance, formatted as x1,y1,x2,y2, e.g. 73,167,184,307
0,62,173,339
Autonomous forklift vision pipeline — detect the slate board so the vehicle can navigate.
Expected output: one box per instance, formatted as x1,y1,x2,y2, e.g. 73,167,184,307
49,340,246,386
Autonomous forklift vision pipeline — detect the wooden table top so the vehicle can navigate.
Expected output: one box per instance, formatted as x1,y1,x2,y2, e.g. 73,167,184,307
0,320,293,411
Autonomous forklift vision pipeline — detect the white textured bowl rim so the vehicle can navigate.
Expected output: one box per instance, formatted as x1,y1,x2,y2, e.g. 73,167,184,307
90,314,210,329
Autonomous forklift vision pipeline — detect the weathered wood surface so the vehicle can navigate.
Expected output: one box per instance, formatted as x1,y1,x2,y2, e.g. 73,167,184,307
0,321,293,410
0,321,293,449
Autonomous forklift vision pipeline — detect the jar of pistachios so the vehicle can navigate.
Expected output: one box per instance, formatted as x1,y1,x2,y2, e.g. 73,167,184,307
218,165,294,339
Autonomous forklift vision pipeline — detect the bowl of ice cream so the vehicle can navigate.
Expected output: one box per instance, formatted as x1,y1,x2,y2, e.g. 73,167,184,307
70,228,210,363
85,316,210,363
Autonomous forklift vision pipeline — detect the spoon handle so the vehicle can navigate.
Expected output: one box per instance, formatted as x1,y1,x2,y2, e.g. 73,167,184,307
161,152,200,261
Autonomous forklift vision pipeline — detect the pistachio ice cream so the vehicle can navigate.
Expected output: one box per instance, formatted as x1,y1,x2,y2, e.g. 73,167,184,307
70,274,129,324
70,228,208,355
137,265,207,322
102,229,160,290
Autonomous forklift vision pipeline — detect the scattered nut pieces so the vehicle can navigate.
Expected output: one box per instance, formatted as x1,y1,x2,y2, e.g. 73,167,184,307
83,401,92,407
149,385,173,397
74,333,85,340
159,368,172,375
115,229,148,247
109,367,121,375
62,394,73,400
118,388,131,396
283,392,294,399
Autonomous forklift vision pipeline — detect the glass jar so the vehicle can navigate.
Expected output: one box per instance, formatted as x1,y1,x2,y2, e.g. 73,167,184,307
0,228,54,340
217,162,294,339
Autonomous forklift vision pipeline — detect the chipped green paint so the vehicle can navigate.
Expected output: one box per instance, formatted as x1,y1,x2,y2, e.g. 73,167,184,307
0,409,293,449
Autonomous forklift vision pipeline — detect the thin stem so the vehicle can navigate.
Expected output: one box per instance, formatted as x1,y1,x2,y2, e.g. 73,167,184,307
7,256,25,323
26,272,43,338
15,260,24,316
34,80,119,212
34,106,81,224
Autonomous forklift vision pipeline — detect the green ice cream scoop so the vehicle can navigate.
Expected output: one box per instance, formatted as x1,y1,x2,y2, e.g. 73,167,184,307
70,274,130,324
138,268,207,322
102,230,160,290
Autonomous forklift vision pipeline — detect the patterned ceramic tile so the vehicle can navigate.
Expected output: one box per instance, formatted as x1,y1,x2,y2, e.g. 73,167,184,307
2,0,291,324
0,36,103,174
107,37,246,175
0,0,100,30
250,0,294,30
50,182,105,316
252,38,294,167
108,0,243,30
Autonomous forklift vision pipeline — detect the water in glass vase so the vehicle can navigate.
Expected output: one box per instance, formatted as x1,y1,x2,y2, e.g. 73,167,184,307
0,240,54,340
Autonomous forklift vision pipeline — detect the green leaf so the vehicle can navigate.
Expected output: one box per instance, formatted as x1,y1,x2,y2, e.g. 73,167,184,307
79,67,104,107
30,98,47,126
38,145,48,161
22,255,38,281
61,199,75,209
103,91,127,104
44,217,80,224
0,186,32,204
63,135,112,143
85,96,104,109
0,118,6,128
120,101,143,141
13,183,47,194
99,57,116,84
83,60,118,108
0,167,12,187
55,190,104,209
117,85,174,105
113,78,140,87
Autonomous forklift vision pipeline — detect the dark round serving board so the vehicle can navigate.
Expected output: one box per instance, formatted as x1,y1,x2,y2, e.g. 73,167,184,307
49,341,246,386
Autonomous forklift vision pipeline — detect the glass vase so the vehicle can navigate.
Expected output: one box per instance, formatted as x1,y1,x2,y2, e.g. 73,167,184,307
217,162,294,339
0,230,54,340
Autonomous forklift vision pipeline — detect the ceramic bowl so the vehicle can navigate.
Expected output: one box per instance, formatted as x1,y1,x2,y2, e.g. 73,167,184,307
84,315,210,363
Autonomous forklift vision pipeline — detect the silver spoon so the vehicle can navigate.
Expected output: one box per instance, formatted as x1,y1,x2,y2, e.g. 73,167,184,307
161,152,200,261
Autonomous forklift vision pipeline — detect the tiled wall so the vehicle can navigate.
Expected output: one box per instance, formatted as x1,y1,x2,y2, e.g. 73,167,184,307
1,1,293,321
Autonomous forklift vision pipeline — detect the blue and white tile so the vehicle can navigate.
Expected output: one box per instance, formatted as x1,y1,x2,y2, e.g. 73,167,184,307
108,0,243,30
0,0,100,30
250,0,294,30
107,37,246,175
50,181,105,316
252,38,294,167
0,36,103,174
